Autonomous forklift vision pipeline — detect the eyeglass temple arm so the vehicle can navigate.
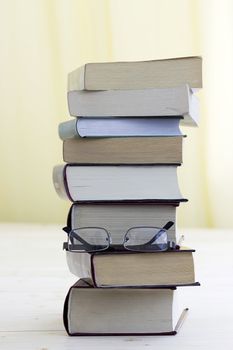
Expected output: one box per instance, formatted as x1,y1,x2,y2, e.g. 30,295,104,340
162,221,174,231
62,226,94,251
142,221,174,246
62,226,71,234
162,221,178,248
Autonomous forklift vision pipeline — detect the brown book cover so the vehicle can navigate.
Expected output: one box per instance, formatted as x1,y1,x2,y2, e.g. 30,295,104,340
65,249,200,288
63,136,183,164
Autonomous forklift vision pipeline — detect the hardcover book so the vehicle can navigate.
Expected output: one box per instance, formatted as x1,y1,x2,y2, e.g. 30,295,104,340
64,249,198,288
58,117,182,138
52,164,184,202
63,279,189,336
65,202,179,243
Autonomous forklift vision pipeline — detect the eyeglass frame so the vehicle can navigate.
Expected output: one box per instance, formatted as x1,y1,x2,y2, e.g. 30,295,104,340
62,221,180,253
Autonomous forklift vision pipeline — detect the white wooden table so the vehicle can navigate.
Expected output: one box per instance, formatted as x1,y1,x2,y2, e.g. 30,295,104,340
0,224,232,349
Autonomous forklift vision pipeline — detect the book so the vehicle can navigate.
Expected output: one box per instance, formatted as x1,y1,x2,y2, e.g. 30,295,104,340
53,164,184,202
62,136,183,164
66,202,179,243
67,85,199,126
63,279,189,335
65,249,198,288
58,117,182,138
68,56,202,91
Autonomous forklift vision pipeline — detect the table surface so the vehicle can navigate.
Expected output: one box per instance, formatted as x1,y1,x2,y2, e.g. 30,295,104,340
0,223,232,350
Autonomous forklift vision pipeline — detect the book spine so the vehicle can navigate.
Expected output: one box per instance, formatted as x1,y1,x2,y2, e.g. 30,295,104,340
63,284,72,334
52,165,69,200
66,251,92,279
67,331,177,336
59,119,79,140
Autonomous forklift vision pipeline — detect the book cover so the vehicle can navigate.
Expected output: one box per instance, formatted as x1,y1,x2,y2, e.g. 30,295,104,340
63,279,190,336
62,136,183,164
53,164,185,202
64,249,199,288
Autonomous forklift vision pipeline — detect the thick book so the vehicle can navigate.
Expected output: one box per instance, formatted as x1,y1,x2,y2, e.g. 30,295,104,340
65,249,198,288
66,202,179,244
58,117,182,138
68,56,202,91
67,85,199,126
53,164,184,202
63,279,189,335
62,136,183,164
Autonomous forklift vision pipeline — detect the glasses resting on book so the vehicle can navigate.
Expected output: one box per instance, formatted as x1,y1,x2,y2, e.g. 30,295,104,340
62,221,180,253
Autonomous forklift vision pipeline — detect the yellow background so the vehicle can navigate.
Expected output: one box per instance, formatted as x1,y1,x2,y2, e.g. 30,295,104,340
0,0,232,228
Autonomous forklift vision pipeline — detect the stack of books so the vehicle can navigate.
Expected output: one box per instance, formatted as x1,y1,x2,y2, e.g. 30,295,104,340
53,56,202,336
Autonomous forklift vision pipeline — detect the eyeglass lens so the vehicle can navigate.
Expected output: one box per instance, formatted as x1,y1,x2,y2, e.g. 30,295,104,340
68,228,110,252
124,227,168,252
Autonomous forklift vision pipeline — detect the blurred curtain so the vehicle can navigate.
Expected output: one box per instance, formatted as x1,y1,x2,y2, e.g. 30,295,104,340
0,0,112,223
0,0,232,228
197,0,233,228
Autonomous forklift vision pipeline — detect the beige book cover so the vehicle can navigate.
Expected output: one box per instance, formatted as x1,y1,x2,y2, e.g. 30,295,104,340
68,56,202,91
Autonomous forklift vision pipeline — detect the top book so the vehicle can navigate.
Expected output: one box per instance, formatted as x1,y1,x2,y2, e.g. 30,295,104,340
68,56,202,91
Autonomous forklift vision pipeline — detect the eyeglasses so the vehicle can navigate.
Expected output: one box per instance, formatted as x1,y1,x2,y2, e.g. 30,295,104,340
62,221,179,253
